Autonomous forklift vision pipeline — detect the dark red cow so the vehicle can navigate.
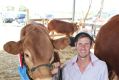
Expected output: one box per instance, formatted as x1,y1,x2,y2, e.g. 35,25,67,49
3,22,70,80
48,19,79,36
94,15,119,79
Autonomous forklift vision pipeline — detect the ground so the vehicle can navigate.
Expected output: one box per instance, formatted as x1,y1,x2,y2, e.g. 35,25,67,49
0,50,20,80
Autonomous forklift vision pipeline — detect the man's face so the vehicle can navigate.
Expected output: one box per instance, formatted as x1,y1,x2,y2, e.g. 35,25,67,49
75,37,91,58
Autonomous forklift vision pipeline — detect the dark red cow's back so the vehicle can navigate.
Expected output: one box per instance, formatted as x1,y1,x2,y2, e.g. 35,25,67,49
94,15,119,79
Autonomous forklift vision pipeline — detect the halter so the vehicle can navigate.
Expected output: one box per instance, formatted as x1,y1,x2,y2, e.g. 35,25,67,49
30,53,55,72
30,64,53,72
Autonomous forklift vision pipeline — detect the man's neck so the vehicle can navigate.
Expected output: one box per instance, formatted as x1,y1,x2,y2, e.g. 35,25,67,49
76,56,91,73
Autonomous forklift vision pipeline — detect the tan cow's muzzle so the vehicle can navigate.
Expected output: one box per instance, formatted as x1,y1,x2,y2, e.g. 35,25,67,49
35,77,52,80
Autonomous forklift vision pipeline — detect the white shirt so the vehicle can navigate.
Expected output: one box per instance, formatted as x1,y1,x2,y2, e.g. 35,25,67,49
62,53,109,80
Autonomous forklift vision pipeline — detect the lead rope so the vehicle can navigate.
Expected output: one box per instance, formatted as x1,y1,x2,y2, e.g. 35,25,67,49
52,51,62,80
58,68,62,80
52,67,62,80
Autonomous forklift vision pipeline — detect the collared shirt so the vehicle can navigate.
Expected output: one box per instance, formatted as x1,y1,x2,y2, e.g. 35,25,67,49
62,53,109,80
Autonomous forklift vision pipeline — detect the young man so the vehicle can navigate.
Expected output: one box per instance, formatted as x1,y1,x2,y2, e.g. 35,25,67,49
62,32,109,80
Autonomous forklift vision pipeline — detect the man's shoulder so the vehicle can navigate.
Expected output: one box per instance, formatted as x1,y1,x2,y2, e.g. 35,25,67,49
91,53,108,68
93,58,108,70
97,59,107,65
63,55,77,69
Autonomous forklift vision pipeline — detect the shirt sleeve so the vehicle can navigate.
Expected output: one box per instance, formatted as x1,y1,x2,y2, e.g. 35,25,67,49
62,62,73,80
62,64,69,80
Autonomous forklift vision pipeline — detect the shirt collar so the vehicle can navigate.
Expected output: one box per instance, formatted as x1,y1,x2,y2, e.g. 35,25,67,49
71,52,99,65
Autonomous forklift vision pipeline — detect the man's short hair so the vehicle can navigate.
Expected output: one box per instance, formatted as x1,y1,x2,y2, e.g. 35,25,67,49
74,32,94,44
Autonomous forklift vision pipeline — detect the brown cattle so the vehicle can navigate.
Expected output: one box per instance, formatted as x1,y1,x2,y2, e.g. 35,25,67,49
3,22,70,80
94,15,119,79
48,19,79,36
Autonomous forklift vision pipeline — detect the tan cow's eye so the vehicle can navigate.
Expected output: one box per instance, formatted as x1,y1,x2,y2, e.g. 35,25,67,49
24,53,29,57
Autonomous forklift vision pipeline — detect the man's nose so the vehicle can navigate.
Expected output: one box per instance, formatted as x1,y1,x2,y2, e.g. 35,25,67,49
81,44,87,48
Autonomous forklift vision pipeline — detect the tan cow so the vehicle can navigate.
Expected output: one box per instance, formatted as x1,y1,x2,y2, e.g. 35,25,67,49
48,19,79,37
94,15,119,80
3,22,70,80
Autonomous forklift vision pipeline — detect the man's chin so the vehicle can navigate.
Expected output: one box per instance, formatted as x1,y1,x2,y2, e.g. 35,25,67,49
79,54,89,59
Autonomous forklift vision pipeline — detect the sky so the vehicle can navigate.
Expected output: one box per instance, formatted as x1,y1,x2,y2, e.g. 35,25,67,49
0,0,119,19
0,0,118,11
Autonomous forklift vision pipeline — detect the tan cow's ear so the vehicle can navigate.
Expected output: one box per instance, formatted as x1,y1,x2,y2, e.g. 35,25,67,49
52,37,70,50
3,41,22,55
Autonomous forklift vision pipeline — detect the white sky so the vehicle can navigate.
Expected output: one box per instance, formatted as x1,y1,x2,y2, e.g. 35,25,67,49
0,0,119,18
0,0,118,10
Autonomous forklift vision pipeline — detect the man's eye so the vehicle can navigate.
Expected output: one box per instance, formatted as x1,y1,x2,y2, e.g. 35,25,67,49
85,43,90,45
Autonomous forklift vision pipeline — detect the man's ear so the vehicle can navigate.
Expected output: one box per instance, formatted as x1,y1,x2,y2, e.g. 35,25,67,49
69,37,75,47
3,41,22,55
74,42,77,47
51,37,70,50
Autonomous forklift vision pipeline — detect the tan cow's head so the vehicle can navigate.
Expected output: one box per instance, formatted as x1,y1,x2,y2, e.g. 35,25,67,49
3,22,70,80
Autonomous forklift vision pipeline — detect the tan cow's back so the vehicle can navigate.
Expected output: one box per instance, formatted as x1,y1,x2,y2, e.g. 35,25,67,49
48,19,79,36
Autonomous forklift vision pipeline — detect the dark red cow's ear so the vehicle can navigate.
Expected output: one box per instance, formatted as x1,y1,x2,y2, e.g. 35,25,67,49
51,37,70,50
3,41,22,55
